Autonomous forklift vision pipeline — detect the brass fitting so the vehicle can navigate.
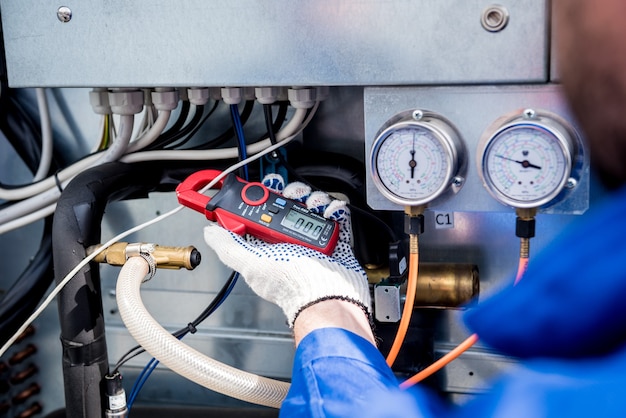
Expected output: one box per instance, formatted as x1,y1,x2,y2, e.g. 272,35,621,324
411,263,479,308
369,262,479,309
515,207,537,258
87,242,201,270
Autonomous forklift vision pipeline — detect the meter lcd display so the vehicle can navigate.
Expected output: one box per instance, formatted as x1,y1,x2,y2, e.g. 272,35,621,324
280,209,324,240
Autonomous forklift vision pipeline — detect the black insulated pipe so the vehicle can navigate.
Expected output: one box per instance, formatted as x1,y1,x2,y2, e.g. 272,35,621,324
52,161,200,418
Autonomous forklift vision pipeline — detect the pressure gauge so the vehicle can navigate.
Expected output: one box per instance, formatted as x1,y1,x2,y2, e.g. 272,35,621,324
478,109,579,209
370,110,466,206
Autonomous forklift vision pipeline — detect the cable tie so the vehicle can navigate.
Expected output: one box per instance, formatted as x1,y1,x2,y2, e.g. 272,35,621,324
53,171,63,193
186,323,197,334
138,253,157,283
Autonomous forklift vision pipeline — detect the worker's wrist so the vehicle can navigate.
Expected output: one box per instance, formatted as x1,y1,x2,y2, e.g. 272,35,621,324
293,299,376,347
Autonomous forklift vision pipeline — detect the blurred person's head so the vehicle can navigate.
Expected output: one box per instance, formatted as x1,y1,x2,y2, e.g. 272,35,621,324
554,0,626,189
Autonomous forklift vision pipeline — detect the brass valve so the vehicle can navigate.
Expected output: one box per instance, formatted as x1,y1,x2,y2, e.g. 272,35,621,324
87,242,201,270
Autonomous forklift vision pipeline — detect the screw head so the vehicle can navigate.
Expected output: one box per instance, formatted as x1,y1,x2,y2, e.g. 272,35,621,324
452,176,464,188
566,177,578,189
57,6,72,23
412,110,424,121
481,5,509,32
523,108,537,119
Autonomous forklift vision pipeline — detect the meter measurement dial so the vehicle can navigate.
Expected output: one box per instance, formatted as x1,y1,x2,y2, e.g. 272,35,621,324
371,110,466,206
479,109,579,209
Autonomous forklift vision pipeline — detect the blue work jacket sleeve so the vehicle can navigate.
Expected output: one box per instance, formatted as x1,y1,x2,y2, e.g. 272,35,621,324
280,327,446,418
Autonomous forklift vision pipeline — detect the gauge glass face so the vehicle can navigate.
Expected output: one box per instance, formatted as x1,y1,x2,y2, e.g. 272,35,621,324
374,124,451,203
483,124,569,205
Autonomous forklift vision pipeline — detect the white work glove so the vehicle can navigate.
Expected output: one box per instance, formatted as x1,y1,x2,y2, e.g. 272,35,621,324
203,175,371,328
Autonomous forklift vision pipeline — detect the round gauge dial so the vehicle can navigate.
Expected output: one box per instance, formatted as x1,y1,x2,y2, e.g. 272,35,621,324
371,112,464,206
480,112,576,208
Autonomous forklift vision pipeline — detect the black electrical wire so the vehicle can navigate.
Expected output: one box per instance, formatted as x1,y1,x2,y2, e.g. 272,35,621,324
0,94,43,178
262,103,309,183
155,100,191,147
113,270,239,373
0,218,53,346
145,102,203,151
162,104,206,149
163,101,220,150
170,99,220,148
189,100,255,150
272,102,289,134
145,100,191,150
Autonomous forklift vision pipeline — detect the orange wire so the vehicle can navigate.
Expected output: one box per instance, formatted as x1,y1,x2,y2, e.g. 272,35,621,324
400,254,529,388
385,236,419,367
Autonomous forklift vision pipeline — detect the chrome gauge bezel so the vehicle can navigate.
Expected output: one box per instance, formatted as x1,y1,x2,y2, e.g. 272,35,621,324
370,110,466,206
478,109,578,209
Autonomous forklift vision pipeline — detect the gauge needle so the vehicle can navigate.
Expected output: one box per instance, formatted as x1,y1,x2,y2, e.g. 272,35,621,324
495,154,541,170
409,134,417,178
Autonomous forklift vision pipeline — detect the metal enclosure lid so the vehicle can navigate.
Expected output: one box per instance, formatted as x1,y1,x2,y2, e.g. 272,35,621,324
0,0,548,88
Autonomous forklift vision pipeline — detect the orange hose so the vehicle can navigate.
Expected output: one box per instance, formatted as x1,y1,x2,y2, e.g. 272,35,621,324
385,235,419,367
514,256,529,285
400,250,530,388
400,333,479,389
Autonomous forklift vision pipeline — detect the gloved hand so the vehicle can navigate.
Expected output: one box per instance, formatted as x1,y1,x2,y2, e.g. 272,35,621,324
203,175,371,328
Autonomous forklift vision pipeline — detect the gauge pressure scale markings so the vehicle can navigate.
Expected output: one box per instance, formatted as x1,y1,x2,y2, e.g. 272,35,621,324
478,110,579,209
371,110,466,206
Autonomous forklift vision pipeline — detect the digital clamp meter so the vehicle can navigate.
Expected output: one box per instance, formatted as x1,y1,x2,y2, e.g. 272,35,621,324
176,169,339,255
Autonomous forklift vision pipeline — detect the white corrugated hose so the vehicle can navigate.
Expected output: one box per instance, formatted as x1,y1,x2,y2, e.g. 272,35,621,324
115,256,290,408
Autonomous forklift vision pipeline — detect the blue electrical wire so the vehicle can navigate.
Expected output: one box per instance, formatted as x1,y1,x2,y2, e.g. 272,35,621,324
230,104,249,180
127,357,160,410
126,272,240,414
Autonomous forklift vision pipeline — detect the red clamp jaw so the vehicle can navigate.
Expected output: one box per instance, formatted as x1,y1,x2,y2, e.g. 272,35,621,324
176,169,340,255
175,169,225,221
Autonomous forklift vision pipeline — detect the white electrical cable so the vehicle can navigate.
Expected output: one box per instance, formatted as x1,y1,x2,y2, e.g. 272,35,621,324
0,204,57,235
0,103,302,201
116,257,290,408
33,88,53,182
121,106,309,163
0,124,305,358
0,115,134,227
134,105,154,141
0,114,132,202
126,110,171,153
0,103,317,234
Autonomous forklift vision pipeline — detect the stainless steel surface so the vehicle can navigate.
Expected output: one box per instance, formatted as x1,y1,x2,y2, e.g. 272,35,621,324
434,344,517,394
0,0,549,87
374,284,402,322
549,0,560,83
364,84,590,214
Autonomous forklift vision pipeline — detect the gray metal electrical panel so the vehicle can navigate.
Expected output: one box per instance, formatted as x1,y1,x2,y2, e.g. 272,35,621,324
0,0,548,87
